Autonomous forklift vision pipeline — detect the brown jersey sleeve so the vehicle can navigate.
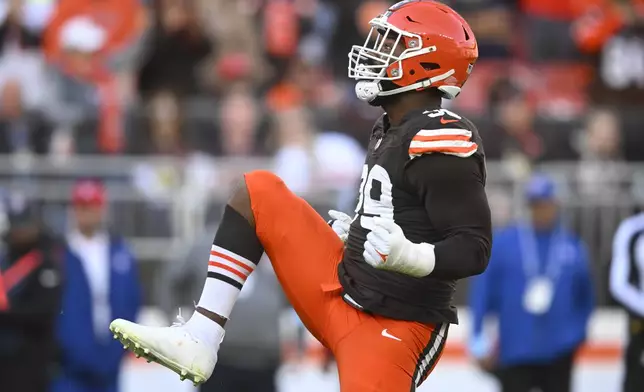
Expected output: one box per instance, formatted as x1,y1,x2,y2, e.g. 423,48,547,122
404,153,492,279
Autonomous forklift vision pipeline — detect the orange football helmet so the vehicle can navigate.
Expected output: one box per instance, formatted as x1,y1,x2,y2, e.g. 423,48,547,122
348,0,478,103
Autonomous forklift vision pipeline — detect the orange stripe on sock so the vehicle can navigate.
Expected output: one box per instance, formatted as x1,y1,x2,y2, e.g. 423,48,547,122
210,250,254,273
208,261,248,281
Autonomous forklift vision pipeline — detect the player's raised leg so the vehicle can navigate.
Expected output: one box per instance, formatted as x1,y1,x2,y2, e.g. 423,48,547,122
110,191,264,384
243,170,346,345
110,170,344,385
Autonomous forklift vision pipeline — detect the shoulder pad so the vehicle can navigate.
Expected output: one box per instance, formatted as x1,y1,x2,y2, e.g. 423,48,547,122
407,108,478,159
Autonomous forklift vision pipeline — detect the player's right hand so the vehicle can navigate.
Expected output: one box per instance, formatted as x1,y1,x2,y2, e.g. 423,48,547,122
363,217,436,278
328,210,352,242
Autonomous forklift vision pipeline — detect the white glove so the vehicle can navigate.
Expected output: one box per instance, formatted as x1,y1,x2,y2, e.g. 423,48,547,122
328,210,352,242
362,217,436,278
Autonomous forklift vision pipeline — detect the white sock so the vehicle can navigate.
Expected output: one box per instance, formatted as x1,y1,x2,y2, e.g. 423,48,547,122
192,244,257,321
185,310,225,345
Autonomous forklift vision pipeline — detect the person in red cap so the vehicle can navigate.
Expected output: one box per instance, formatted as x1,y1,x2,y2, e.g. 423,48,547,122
71,180,107,235
53,179,141,392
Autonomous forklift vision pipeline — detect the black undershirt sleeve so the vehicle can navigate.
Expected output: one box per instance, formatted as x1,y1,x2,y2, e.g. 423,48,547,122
404,153,492,280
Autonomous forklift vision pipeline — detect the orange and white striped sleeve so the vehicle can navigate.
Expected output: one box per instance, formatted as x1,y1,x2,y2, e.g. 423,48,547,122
408,128,478,159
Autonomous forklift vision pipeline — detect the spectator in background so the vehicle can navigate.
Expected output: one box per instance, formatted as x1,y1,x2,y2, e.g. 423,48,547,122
139,91,185,155
163,223,284,392
0,78,51,156
53,180,141,392
575,108,626,200
44,0,146,155
0,0,53,120
216,85,263,157
44,16,109,155
469,173,595,392
137,0,213,100
484,78,540,177
195,0,268,89
572,108,626,271
0,192,63,392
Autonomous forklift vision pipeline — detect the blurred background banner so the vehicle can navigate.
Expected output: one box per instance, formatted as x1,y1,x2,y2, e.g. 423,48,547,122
0,0,644,391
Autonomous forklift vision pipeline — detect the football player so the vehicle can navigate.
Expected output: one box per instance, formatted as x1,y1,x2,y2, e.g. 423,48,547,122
110,1,492,390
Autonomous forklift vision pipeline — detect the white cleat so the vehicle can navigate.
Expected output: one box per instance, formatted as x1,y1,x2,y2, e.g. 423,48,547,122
109,316,220,386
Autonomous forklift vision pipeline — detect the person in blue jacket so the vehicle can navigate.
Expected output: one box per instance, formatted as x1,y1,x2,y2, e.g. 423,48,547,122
469,173,595,392
52,180,141,392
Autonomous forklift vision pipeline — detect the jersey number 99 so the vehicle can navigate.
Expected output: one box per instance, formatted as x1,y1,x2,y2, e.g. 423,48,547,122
354,164,395,231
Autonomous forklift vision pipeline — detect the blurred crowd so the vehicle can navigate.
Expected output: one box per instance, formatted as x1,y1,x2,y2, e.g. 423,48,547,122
0,0,643,165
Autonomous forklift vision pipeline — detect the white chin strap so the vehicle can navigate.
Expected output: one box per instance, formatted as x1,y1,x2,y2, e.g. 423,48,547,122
354,69,459,103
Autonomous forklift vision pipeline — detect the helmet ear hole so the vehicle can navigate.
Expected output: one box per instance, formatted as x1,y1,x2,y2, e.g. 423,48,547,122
462,26,470,40
420,62,440,71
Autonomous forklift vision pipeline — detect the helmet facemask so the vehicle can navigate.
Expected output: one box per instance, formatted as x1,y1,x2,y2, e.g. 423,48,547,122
349,17,424,82
348,16,459,104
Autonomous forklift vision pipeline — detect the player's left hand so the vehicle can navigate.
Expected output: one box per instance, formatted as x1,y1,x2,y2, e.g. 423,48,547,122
363,217,436,278
328,210,352,242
